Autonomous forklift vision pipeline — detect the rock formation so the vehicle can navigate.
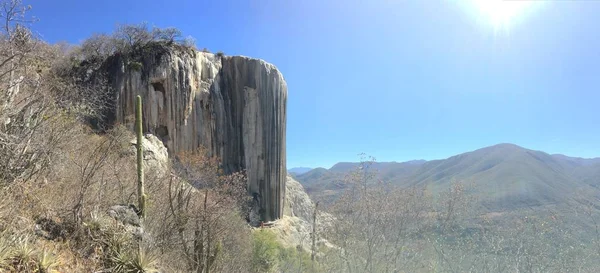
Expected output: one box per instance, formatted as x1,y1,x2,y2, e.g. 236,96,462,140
268,175,334,252
104,44,287,222
129,134,170,177
284,175,317,222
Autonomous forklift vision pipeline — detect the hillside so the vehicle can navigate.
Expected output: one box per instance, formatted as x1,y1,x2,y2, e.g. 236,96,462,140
296,143,600,211
296,160,426,204
288,167,313,175
0,13,296,272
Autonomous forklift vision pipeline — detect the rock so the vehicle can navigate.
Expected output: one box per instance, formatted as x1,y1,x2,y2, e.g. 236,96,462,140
269,215,312,252
129,133,169,175
265,175,335,252
284,175,334,227
103,44,287,222
107,205,141,227
106,206,146,242
34,218,71,241
284,175,316,223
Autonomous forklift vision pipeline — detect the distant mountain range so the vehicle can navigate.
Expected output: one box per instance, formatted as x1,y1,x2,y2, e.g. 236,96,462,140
288,167,313,175
293,143,600,211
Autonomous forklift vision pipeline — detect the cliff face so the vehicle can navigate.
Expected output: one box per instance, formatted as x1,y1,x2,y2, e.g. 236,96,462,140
105,45,287,221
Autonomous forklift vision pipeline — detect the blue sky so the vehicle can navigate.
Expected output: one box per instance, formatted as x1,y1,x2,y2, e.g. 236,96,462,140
27,0,600,168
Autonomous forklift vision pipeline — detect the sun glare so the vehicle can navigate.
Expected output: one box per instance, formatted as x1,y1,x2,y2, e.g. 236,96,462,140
471,0,534,31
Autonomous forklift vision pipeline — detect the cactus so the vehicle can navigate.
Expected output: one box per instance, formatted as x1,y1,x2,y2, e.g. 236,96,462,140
136,95,146,219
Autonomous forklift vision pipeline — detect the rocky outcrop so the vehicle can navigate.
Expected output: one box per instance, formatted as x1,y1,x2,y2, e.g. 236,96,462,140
105,44,287,221
129,134,169,176
268,175,335,252
284,175,316,222
284,175,334,227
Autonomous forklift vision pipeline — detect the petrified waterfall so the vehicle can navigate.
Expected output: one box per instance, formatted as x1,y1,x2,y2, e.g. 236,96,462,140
105,45,287,222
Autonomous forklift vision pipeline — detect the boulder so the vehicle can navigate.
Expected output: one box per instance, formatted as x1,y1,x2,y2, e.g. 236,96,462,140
129,133,169,175
107,205,141,227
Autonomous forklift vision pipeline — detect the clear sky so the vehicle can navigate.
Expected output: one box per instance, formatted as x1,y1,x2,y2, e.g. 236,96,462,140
26,0,600,168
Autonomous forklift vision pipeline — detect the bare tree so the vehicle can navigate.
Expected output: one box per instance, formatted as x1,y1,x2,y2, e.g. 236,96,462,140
0,0,70,185
70,129,123,227
151,148,251,273
151,27,182,44
325,155,431,273
112,22,152,53
77,33,116,60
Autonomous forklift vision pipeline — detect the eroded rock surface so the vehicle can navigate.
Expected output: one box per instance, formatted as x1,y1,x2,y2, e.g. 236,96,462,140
267,175,334,252
129,134,169,175
105,45,287,221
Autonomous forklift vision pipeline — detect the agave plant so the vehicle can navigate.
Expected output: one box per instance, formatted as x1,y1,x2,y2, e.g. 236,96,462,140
110,249,131,273
0,234,13,271
36,249,60,273
127,247,159,273
109,247,159,273
10,236,36,272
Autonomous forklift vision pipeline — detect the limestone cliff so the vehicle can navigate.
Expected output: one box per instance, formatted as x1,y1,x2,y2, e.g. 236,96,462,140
104,44,287,222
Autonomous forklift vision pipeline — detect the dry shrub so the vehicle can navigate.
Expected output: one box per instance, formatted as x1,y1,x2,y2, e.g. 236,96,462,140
32,124,136,225
144,148,252,273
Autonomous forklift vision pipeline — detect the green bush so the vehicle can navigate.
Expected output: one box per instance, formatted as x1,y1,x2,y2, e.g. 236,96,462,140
251,229,321,273
251,229,280,273
128,61,143,71
278,246,318,273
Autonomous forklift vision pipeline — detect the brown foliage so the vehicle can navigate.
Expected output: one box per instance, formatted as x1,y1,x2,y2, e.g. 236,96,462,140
326,155,432,273
146,148,252,273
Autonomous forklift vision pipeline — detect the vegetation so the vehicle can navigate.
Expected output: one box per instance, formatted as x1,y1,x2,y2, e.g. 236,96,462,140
251,229,318,273
306,155,599,272
2,0,600,272
0,1,254,272
135,95,146,219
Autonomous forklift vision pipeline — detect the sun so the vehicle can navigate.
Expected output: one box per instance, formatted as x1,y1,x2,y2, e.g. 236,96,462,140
470,0,535,31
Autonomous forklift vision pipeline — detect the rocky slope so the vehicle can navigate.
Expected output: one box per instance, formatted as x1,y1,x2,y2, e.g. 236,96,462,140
270,175,333,252
103,44,287,221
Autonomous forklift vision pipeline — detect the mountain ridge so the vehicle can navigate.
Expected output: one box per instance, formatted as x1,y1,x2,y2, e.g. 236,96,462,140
295,143,600,210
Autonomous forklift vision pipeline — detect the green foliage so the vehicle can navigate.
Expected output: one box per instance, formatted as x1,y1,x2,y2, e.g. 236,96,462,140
123,248,160,273
36,249,59,273
0,235,59,273
251,229,321,273
10,237,36,271
102,230,159,273
251,229,280,273
85,218,155,273
128,61,143,71
216,51,225,57
110,249,131,273
108,247,160,273
278,245,318,273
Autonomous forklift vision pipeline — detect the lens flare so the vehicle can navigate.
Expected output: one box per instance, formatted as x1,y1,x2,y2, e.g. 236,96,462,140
471,0,535,31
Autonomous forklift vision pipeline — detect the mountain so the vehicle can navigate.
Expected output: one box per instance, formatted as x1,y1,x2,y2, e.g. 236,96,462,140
296,160,427,205
408,143,589,210
551,154,600,166
295,143,600,211
288,167,313,175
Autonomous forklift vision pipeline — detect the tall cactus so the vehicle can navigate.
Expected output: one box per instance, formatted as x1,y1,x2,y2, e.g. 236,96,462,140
136,95,146,219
